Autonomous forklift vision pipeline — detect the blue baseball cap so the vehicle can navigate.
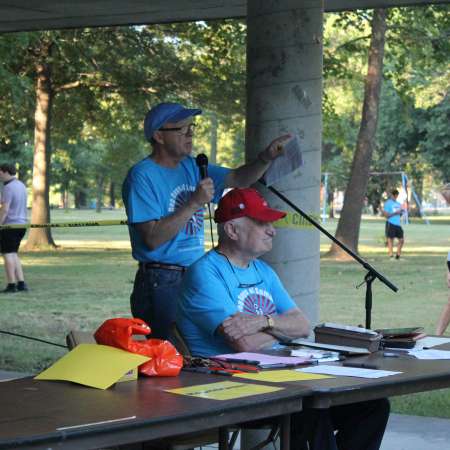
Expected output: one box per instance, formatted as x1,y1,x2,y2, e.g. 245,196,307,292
144,102,202,142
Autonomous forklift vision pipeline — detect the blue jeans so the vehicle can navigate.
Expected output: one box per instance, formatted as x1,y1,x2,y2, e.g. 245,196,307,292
130,266,184,340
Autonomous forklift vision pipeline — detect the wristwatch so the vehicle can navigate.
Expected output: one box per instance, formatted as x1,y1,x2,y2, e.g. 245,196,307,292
264,314,274,330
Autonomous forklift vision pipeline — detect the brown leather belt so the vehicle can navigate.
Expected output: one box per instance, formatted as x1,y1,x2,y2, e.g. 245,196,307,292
139,261,187,272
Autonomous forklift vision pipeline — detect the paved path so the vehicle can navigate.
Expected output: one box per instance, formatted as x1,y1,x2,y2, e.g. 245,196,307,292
381,413,450,450
231,414,450,450
230,414,450,450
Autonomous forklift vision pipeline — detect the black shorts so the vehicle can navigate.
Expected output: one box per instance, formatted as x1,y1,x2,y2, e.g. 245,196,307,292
385,222,403,239
0,228,26,254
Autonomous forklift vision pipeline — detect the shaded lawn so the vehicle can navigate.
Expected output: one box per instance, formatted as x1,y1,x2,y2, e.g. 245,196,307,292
0,209,449,417
321,217,450,418
0,248,135,372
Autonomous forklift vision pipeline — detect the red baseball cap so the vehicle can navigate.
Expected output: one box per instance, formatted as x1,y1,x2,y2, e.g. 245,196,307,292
214,188,286,223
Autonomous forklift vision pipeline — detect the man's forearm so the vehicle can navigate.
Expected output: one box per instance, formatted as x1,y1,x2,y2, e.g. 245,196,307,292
268,309,310,340
0,206,7,225
221,309,310,349
436,301,450,335
225,157,269,188
227,331,277,352
225,134,292,188
136,200,202,251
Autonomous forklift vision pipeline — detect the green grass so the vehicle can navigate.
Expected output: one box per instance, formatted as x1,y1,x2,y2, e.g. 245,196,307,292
0,209,134,372
1,209,449,417
319,218,450,334
318,217,450,418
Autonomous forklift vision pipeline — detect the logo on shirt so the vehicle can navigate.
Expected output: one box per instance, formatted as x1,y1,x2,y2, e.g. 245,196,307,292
169,184,203,235
237,287,276,316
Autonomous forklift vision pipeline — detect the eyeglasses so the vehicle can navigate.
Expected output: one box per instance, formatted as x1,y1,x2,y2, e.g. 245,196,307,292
216,250,263,289
159,123,196,136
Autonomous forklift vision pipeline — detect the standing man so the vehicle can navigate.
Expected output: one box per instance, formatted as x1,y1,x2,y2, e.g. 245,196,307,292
383,189,405,259
436,184,450,335
0,163,28,293
122,102,290,339
177,188,390,450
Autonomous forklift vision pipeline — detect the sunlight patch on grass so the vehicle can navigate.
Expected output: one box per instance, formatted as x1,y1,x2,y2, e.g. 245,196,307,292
44,240,131,249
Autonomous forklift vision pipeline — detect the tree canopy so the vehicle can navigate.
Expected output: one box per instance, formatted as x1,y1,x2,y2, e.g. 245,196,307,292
0,6,448,249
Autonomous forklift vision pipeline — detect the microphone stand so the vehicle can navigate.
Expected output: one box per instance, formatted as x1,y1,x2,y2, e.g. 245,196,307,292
206,202,215,248
259,180,398,329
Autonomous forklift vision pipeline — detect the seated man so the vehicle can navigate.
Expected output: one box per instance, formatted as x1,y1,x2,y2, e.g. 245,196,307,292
177,187,390,450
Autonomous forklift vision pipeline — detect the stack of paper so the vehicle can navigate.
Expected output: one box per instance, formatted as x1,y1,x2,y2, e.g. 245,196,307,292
214,352,311,368
408,349,450,360
291,348,340,363
298,365,401,379
263,135,303,186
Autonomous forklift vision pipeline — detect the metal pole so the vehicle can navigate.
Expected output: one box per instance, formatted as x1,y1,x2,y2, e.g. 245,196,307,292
401,172,409,225
322,172,329,223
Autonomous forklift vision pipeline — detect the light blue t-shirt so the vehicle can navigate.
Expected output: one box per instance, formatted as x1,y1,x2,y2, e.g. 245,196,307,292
384,198,402,226
122,156,229,266
177,249,297,357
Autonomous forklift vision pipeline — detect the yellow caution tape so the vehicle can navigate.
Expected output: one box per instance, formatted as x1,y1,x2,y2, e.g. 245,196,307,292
0,219,128,230
0,212,316,230
274,212,317,230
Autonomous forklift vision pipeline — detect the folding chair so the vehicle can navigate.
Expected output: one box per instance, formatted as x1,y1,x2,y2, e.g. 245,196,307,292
168,323,289,450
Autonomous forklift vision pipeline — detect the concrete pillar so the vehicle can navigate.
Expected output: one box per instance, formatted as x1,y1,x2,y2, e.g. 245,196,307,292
246,0,323,326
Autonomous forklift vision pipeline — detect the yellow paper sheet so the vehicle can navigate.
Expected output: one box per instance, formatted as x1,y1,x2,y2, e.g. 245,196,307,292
35,343,149,390
233,369,333,383
166,381,283,400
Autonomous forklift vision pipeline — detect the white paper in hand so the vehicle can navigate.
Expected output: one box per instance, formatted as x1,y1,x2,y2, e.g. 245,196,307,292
263,135,303,186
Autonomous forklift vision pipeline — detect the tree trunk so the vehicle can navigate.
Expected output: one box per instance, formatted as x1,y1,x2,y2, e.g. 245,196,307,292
96,175,104,213
329,9,387,259
75,190,87,208
109,181,116,208
410,177,423,217
210,113,218,165
328,190,335,219
24,48,56,250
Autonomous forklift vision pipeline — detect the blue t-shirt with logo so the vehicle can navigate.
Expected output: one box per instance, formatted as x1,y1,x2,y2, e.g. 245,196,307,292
384,198,402,226
122,156,229,266
176,249,297,357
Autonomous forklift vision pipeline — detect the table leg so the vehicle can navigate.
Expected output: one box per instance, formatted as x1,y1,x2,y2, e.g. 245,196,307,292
279,414,291,450
219,427,230,450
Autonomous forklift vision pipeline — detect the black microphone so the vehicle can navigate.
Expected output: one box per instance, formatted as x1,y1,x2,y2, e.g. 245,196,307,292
196,153,209,179
195,153,215,247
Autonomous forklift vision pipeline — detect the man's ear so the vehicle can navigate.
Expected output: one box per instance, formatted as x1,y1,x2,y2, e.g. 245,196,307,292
152,130,165,145
224,221,239,241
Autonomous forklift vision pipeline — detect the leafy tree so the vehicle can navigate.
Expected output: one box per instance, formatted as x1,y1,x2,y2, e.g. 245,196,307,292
324,5,450,256
329,9,387,258
1,26,210,248
154,21,246,167
0,21,249,250
419,95,450,182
